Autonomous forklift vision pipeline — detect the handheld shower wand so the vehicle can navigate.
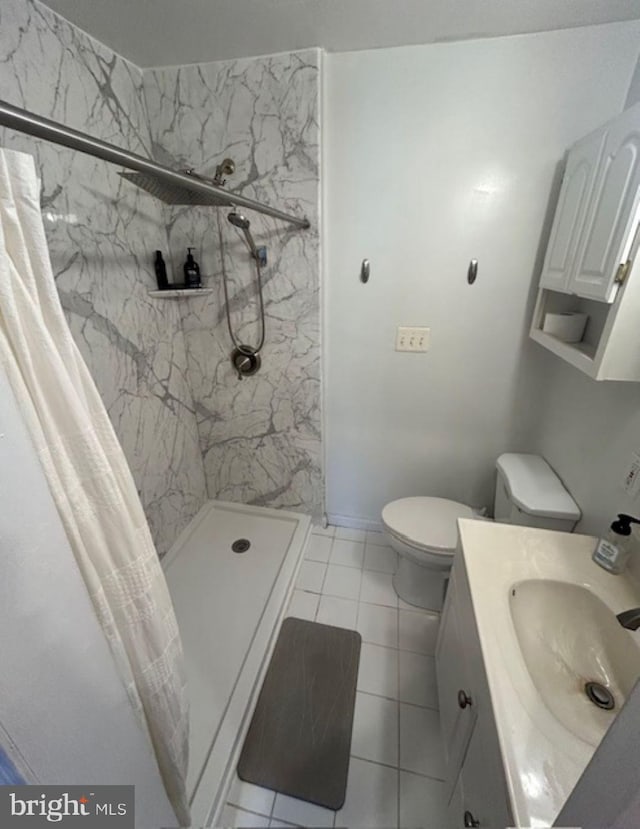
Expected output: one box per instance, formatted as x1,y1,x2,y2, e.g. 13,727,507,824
227,209,259,260
219,209,267,379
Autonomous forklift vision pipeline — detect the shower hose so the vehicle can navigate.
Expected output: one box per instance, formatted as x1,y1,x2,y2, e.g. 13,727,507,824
216,208,266,356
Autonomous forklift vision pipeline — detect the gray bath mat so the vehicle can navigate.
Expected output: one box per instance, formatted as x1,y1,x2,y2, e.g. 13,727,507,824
237,617,362,810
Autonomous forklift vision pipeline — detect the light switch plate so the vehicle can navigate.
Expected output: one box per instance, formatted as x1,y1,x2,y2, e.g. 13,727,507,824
396,326,430,352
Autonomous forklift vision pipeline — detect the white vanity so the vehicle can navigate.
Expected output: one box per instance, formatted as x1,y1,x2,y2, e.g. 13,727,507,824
435,519,640,828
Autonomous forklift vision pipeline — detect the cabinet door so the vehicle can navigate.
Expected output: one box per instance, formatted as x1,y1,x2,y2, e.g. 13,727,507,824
571,103,640,302
539,129,606,293
450,721,512,829
435,571,476,796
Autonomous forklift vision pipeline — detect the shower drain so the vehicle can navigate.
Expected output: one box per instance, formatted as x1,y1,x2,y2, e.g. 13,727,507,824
584,681,615,710
231,538,251,554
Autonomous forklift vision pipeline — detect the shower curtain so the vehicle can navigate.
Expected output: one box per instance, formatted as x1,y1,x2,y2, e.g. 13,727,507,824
0,149,190,826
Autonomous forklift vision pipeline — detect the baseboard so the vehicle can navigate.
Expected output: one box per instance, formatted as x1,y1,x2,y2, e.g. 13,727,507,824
326,513,383,533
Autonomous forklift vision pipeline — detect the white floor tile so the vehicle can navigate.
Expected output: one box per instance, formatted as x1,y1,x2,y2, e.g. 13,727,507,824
399,610,440,655
356,602,398,648
296,560,327,594
351,692,398,766
287,590,320,621
268,821,296,828
330,538,365,569
359,570,398,608
399,704,445,779
322,564,362,601
365,530,386,545
312,524,335,537
316,595,358,630
399,652,439,708
400,770,448,828
221,805,271,827
357,642,398,699
336,757,398,828
364,543,397,575
227,775,276,816
335,526,367,542
272,793,335,827
305,534,333,564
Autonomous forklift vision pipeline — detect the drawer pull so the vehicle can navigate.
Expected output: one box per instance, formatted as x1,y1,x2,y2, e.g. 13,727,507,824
458,689,473,709
464,810,480,827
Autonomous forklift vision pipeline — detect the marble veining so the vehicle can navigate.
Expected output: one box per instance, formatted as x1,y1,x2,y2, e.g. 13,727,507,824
144,51,323,518
1,0,323,541
0,0,207,554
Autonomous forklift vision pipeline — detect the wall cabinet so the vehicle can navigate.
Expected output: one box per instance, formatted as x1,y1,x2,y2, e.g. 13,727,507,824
539,102,640,303
539,129,606,294
436,558,513,829
531,103,640,380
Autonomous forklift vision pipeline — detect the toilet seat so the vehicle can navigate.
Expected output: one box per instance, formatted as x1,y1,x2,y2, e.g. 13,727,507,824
382,496,474,557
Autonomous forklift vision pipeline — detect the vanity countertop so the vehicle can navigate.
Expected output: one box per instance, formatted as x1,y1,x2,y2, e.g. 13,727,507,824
457,518,640,828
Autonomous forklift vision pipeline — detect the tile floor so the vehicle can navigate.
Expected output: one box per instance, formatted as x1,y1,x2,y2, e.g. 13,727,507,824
222,525,447,828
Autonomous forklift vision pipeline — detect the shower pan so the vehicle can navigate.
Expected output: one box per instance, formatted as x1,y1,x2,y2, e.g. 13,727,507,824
162,500,311,826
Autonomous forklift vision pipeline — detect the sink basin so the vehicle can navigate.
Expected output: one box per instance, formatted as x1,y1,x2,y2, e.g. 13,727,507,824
509,579,640,747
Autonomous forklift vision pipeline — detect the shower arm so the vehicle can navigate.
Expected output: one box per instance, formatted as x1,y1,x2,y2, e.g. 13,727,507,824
0,99,311,230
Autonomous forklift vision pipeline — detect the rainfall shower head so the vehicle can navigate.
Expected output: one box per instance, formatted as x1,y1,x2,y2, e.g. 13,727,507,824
228,210,251,230
119,170,233,206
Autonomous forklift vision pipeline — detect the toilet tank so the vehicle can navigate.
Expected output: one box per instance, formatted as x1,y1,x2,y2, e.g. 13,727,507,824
494,453,580,532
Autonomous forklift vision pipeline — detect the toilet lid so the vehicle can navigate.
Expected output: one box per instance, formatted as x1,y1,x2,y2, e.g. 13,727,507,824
382,497,474,554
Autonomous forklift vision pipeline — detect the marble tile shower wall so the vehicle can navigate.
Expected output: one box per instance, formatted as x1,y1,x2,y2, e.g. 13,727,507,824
143,51,323,519
0,0,207,554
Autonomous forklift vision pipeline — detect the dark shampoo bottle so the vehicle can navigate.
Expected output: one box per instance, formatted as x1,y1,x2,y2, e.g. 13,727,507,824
183,247,201,288
154,250,169,289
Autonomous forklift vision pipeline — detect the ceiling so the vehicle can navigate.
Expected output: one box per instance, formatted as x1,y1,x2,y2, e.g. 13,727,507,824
39,0,640,68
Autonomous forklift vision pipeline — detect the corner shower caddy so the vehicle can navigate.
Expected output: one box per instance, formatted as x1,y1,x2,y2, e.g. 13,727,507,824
0,99,311,229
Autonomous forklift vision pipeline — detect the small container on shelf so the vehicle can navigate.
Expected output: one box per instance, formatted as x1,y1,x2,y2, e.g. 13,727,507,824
183,247,201,288
154,250,169,290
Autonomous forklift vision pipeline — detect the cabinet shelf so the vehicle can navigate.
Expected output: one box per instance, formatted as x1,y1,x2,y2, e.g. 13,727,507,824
530,328,597,376
530,278,640,381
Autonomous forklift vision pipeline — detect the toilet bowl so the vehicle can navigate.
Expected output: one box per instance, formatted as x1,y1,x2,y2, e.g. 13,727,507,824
382,453,581,612
382,497,474,611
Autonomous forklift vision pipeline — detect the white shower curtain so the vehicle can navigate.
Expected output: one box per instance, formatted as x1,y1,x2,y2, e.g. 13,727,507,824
0,149,190,826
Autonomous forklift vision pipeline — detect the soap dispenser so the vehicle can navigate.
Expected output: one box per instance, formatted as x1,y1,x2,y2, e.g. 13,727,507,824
183,247,201,288
592,514,640,574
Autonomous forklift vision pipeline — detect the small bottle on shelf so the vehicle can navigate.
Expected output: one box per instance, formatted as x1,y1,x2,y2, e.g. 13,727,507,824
183,247,201,288
154,250,169,290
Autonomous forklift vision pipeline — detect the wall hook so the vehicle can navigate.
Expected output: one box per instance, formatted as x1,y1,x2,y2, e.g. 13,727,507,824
360,259,370,284
467,259,478,285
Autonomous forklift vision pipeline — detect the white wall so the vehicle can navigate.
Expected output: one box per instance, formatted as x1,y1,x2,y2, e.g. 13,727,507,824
323,22,640,526
527,359,640,539
625,53,640,108
0,368,176,828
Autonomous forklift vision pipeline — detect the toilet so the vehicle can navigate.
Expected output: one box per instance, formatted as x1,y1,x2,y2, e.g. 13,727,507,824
382,453,581,611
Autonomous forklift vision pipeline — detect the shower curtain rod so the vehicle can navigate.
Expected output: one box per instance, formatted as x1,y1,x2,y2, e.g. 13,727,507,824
0,99,311,230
